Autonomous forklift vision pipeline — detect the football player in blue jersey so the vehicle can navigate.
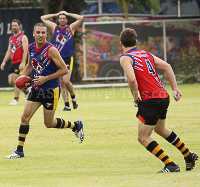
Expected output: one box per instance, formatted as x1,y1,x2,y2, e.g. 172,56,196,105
6,22,84,159
41,11,84,111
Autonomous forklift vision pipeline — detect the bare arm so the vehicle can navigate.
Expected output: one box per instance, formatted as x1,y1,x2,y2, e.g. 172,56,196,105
152,54,182,101
60,11,84,34
22,54,32,76
19,35,29,71
1,41,10,70
33,47,68,85
41,13,58,32
120,56,139,102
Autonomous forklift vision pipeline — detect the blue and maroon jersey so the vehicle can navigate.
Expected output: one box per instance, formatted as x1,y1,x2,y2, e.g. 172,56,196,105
53,25,74,58
9,33,24,64
124,47,168,101
29,41,60,92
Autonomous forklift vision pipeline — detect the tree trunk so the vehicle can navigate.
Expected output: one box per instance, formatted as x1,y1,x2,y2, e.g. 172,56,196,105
42,0,52,42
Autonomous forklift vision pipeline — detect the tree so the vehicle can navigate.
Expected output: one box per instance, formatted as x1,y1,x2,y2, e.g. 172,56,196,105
0,0,41,8
115,0,161,18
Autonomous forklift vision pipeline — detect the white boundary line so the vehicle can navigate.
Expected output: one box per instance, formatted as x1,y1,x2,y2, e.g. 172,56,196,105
0,87,14,91
0,83,129,91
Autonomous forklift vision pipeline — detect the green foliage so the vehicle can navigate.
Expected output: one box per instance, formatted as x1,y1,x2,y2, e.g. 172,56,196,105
0,0,12,8
0,0,41,8
115,0,161,15
175,43,199,83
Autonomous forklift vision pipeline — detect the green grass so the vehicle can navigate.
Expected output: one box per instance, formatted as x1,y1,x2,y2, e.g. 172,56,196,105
0,84,200,187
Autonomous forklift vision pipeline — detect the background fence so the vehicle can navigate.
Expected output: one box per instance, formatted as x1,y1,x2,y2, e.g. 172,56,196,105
0,15,200,87
78,19,200,82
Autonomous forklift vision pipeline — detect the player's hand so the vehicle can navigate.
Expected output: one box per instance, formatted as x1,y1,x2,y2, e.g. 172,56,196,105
21,87,31,98
58,11,68,16
33,76,47,85
134,97,141,107
21,88,28,94
173,89,182,102
62,11,68,15
1,62,5,70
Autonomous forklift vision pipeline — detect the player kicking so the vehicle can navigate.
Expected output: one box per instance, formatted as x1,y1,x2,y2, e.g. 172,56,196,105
119,28,198,172
6,22,84,159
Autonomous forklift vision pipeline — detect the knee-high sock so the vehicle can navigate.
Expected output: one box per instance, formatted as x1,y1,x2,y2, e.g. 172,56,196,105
146,140,176,166
17,125,30,152
54,118,76,129
165,131,190,158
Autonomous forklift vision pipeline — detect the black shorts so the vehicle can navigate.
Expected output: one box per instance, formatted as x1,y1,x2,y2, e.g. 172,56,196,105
62,56,74,71
27,87,60,110
136,97,170,126
8,62,24,75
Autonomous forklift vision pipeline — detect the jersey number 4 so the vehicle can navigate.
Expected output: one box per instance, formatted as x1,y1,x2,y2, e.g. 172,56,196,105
146,60,156,75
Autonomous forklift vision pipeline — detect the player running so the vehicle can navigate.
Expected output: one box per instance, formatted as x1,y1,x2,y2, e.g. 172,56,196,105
41,11,84,111
1,19,28,105
119,28,198,173
6,22,84,159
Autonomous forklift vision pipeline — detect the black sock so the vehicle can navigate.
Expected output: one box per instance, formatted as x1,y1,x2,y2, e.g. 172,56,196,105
17,125,30,152
71,95,75,100
54,118,75,129
72,121,78,130
14,97,19,101
146,140,174,165
54,118,65,128
65,102,70,107
165,131,191,158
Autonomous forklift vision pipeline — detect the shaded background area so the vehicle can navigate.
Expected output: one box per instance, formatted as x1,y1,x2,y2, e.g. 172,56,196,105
0,8,44,87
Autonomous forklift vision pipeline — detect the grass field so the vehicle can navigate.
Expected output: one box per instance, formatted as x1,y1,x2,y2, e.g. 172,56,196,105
0,84,200,187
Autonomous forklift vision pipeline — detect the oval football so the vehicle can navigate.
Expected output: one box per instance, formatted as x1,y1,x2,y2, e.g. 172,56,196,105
15,75,33,90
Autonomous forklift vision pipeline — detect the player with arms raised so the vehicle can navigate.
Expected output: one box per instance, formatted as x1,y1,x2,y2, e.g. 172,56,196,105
41,11,84,111
6,23,84,159
120,28,198,173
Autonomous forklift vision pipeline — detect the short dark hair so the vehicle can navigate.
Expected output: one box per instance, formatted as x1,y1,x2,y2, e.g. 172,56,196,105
58,13,68,19
33,22,47,31
11,19,21,26
120,28,137,47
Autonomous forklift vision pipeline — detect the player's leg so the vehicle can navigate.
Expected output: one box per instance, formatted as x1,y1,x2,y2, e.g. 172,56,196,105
155,119,198,171
8,73,15,86
8,63,22,105
137,98,179,173
62,70,78,109
64,70,78,110
61,56,78,110
43,108,84,143
60,76,70,111
138,119,179,173
8,73,20,105
154,119,171,138
42,87,84,143
13,73,20,98
6,100,41,158
64,70,74,95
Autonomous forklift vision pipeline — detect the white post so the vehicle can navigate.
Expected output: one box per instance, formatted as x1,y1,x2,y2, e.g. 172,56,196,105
163,21,167,62
178,0,181,17
122,22,127,81
83,22,87,79
99,0,102,15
